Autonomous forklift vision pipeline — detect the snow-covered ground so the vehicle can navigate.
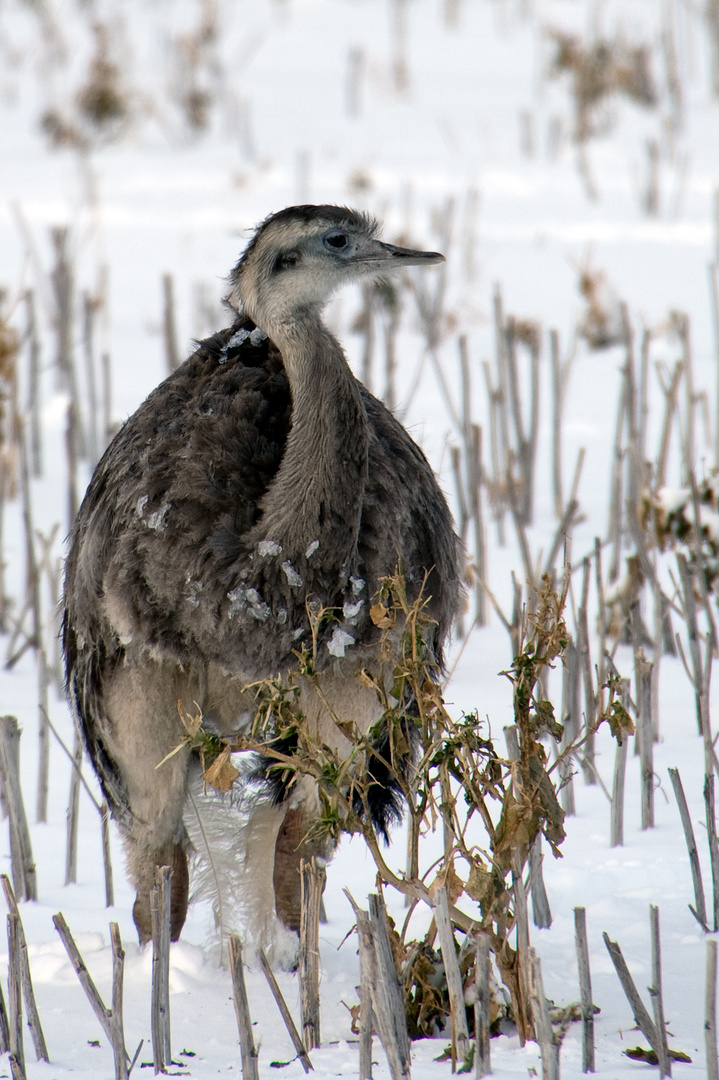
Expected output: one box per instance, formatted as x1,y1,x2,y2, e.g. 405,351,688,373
1,0,719,1075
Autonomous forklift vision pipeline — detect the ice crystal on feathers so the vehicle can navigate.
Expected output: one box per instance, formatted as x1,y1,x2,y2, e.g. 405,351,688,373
350,576,365,595
227,584,271,621
249,601,271,621
146,500,171,532
185,575,201,608
343,599,364,620
227,586,246,618
328,627,355,657
258,540,282,557
281,560,303,587
305,540,320,558
219,326,268,364
246,589,271,621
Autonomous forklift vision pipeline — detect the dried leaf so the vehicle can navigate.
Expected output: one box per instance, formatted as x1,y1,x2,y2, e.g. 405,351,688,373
203,747,240,793
438,862,464,904
528,754,567,846
177,699,203,738
370,601,394,628
624,1046,692,1065
369,604,392,630
623,1047,656,1064
494,786,537,853
358,668,380,692
334,718,355,740
345,1001,361,1035
466,861,493,905
534,699,563,741
605,700,635,744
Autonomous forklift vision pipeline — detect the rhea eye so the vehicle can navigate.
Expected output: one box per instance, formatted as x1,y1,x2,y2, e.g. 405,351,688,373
324,231,349,251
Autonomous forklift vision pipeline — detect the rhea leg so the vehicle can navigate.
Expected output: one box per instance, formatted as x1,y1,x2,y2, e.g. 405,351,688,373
103,661,195,943
269,672,381,930
131,835,190,944
273,804,334,930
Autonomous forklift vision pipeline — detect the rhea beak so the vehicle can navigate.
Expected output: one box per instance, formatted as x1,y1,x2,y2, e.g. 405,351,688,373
376,241,445,266
353,240,445,269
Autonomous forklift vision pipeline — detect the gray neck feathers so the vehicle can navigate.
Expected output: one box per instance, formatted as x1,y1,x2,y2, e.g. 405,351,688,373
254,314,369,565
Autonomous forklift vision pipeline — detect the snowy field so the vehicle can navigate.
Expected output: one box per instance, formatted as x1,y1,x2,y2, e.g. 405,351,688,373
1,0,719,1076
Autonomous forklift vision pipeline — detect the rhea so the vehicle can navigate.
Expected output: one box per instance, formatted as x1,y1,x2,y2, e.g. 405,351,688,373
62,205,461,951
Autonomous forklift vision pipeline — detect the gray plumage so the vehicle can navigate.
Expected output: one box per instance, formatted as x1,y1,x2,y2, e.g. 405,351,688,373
62,205,462,947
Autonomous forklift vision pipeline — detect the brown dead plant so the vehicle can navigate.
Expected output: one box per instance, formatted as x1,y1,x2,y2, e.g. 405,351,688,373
41,22,129,150
548,27,657,198
548,28,657,144
162,567,630,1048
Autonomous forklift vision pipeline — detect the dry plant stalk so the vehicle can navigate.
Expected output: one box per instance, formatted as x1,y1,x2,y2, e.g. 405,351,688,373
41,21,128,150
1,877,48,1063
228,935,260,1080
52,913,132,1078
0,717,37,902
574,906,595,1073
257,948,313,1073
299,858,324,1051
0,294,20,630
528,948,559,1080
162,274,180,375
547,28,657,198
171,567,629,1045
668,766,708,930
167,1,220,133
708,939,719,1080
150,866,172,1071
7,914,25,1079
649,905,671,1077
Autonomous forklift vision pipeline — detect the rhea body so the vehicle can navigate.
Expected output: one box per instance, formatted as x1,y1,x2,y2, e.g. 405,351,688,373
62,205,461,950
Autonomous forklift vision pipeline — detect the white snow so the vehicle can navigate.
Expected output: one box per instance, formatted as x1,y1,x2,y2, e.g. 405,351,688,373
702,506,719,541
656,486,690,515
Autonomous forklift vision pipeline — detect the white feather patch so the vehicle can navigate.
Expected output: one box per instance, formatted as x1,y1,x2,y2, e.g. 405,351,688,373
183,761,299,968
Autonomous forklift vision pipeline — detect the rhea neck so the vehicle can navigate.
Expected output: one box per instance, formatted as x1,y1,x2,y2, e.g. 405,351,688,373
250,301,369,562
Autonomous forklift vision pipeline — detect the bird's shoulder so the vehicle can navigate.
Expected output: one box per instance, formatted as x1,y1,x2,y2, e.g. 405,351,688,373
129,318,290,446
80,319,291,520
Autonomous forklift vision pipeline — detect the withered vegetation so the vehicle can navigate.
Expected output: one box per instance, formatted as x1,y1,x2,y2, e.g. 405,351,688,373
646,474,719,597
548,28,657,145
165,567,630,1044
41,22,128,150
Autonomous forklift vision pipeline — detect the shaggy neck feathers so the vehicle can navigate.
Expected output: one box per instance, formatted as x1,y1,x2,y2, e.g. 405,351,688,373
253,313,368,564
